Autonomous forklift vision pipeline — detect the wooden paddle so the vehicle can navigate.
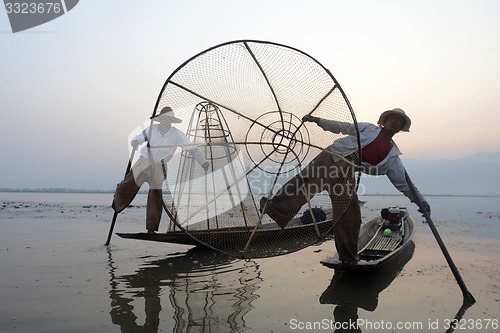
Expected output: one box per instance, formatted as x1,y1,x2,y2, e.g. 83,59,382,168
105,148,136,246
404,170,476,303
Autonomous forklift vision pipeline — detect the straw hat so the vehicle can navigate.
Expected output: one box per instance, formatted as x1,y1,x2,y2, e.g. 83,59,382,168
150,106,182,123
377,108,411,132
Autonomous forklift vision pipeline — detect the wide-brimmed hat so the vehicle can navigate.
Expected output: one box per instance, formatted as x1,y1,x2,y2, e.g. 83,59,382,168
150,106,182,123
377,108,411,132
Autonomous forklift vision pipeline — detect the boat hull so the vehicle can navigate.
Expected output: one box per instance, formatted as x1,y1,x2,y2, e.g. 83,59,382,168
117,217,334,257
320,210,414,271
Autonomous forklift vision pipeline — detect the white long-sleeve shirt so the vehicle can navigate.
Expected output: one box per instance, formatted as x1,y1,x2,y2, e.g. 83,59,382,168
316,119,425,203
133,124,208,166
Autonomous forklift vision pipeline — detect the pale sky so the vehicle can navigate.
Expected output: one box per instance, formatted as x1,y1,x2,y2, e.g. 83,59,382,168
1,0,499,190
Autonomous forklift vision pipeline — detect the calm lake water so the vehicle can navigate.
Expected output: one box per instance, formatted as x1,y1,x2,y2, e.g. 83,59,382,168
0,192,499,332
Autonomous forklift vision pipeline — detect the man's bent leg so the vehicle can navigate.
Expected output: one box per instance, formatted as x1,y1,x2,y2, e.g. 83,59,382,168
113,171,141,213
260,150,333,228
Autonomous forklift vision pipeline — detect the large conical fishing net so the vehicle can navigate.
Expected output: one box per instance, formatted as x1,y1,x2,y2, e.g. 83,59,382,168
150,40,360,258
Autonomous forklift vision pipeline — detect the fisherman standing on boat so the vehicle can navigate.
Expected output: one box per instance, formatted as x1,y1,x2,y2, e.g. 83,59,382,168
112,107,210,233
260,108,430,263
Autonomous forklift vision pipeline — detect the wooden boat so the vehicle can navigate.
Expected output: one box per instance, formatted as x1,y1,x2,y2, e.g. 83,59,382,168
117,210,335,258
117,218,332,245
320,207,414,271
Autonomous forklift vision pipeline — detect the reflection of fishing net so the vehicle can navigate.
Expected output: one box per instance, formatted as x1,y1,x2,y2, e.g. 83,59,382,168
153,40,360,258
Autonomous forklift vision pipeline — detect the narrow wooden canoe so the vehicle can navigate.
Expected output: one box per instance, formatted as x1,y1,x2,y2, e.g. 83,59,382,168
116,212,335,258
320,207,414,271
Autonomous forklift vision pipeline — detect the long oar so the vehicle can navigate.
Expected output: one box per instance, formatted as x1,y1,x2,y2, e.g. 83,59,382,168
105,148,136,246
404,171,475,303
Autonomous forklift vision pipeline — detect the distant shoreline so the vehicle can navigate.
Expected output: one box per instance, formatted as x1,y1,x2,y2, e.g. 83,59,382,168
0,188,114,194
0,188,147,195
0,188,498,198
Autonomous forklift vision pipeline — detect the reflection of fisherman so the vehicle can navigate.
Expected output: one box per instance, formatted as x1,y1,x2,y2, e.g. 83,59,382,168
112,107,209,233
108,248,261,332
109,284,161,332
320,241,415,332
260,108,430,263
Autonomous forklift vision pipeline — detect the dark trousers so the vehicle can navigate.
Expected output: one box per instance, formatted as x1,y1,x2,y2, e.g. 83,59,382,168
260,150,361,262
113,157,167,231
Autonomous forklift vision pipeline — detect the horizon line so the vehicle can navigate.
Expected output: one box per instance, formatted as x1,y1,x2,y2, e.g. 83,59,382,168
1,188,499,198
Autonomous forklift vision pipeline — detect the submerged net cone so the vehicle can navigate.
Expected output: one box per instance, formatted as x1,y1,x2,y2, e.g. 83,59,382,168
151,40,360,258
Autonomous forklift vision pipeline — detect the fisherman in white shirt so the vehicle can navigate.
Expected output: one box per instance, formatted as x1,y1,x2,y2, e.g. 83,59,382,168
113,107,209,233
260,108,430,263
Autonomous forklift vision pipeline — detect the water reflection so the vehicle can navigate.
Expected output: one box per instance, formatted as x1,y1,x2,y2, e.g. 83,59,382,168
445,300,476,333
107,247,262,332
320,241,415,332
